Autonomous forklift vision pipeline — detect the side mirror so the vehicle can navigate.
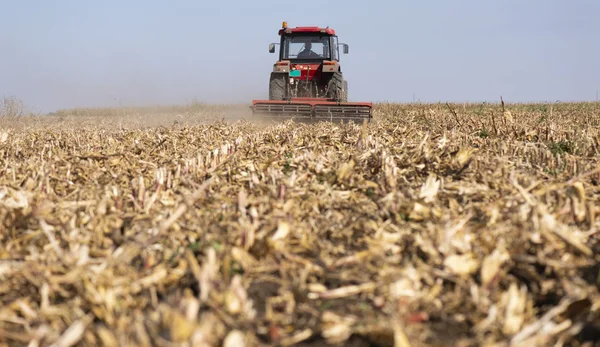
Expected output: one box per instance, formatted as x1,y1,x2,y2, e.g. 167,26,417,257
343,44,349,54
269,43,276,53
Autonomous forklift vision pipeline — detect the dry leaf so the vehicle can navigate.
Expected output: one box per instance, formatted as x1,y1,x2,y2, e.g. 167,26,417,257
321,312,356,345
223,330,246,347
480,247,510,287
502,283,528,335
443,253,479,277
419,173,440,203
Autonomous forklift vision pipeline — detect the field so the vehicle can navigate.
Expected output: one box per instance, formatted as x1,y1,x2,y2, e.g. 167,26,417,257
1,100,600,346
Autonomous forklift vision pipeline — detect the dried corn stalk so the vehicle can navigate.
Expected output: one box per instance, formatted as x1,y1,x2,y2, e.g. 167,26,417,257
0,102,599,346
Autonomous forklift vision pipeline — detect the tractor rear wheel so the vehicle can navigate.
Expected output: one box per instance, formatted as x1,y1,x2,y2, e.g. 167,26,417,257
342,80,348,102
327,72,345,101
269,74,287,100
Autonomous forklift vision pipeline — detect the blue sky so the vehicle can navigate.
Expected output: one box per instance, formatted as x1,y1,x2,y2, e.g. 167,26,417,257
1,0,598,113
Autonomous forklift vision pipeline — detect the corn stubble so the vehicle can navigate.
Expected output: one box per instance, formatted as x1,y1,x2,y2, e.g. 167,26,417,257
1,102,600,346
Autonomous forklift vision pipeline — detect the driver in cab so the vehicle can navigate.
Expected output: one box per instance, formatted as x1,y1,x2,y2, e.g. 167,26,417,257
297,42,321,58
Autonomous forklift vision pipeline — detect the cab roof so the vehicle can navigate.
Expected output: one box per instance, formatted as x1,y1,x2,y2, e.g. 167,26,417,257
278,26,336,36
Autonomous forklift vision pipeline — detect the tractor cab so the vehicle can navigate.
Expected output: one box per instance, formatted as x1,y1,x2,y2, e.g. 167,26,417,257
269,22,349,64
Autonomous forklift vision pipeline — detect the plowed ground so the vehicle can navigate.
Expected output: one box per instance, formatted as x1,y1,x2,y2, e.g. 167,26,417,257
1,102,600,346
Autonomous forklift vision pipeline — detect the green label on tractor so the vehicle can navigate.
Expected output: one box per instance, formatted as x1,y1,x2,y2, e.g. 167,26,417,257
289,70,301,77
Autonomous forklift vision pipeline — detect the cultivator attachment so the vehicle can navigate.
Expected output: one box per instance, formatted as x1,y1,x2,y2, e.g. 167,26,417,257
251,98,372,123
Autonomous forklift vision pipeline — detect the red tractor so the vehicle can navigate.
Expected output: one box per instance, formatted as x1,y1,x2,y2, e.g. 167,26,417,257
251,21,372,123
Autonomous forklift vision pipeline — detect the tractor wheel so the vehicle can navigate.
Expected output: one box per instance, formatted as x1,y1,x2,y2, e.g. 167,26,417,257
269,74,287,100
342,80,348,102
326,72,344,101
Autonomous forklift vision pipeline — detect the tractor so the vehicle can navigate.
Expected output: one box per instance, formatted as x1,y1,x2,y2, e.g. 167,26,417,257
251,21,372,123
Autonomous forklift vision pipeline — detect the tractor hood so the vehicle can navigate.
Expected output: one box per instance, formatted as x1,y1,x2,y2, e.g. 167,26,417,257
273,60,339,81
289,63,321,80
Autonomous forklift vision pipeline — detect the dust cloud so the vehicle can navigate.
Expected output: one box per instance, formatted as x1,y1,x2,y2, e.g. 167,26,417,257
0,96,283,133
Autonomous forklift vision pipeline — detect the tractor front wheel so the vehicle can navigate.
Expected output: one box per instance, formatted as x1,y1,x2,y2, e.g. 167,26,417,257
327,72,346,101
269,74,287,100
